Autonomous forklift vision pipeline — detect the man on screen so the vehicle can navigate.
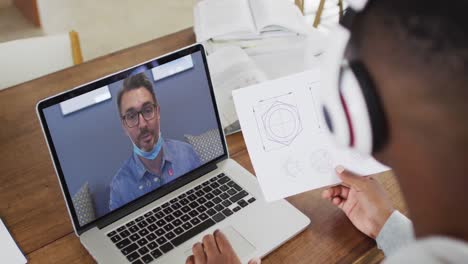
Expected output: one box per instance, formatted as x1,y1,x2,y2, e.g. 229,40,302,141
109,73,201,211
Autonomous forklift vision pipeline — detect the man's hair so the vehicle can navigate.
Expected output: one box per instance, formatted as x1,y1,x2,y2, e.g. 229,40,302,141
351,0,468,120
117,73,158,115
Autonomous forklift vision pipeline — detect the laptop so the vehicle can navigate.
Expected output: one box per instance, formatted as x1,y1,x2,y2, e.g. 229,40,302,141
36,44,310,264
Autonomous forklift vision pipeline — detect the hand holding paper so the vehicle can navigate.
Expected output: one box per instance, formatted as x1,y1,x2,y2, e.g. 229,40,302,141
233,69,389,201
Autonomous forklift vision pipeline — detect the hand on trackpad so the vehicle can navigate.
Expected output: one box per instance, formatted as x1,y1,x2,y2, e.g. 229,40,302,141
184,226,256,260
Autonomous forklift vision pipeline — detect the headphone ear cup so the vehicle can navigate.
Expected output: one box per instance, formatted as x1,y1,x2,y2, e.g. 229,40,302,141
348,61,388,153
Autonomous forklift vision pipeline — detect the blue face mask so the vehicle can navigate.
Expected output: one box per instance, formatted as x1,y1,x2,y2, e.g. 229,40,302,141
133,133,164,160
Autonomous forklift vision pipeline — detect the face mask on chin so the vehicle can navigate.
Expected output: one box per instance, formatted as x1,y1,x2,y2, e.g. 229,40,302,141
132,132,163,160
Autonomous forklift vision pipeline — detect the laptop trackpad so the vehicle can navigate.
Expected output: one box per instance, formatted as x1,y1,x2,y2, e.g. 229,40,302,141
184,226,256,259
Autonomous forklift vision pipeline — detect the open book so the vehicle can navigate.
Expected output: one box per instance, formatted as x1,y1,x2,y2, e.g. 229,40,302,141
194,0,309,42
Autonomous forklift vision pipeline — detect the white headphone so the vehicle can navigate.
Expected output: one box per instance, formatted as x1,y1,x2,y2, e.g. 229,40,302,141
320,0,388,154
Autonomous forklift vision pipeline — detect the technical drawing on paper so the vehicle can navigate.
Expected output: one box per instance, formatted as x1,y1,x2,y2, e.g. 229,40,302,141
308,81,324,129
309,149,333,173
253,92,303,152
284,157,306,179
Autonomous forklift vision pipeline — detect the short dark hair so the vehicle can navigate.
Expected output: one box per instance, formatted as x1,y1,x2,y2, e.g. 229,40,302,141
117,73,158,115
351,0,468,119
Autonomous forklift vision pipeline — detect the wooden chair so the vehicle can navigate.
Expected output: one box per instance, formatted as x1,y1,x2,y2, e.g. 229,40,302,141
0,30,83,90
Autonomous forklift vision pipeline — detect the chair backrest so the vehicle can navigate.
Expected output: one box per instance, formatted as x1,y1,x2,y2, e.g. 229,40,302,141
0,31,83,90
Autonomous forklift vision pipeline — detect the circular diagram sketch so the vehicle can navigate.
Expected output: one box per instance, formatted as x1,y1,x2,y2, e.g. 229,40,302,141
309,149,333,173
262,101,302,145
284,157,306,179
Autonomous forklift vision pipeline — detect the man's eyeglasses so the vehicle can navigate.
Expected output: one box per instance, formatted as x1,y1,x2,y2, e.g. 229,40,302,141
122,103,157,128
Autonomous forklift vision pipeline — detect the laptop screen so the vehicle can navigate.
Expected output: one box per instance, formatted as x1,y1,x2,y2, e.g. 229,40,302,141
38,46,226,230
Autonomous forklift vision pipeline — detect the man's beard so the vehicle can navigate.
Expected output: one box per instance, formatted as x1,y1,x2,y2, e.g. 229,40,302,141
137,127,155,148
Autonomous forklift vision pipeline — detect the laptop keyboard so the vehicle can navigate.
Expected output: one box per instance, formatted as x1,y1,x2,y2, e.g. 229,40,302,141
106,173,257,264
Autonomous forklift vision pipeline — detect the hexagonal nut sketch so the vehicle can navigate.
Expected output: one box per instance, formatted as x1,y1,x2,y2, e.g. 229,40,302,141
284,157,307,179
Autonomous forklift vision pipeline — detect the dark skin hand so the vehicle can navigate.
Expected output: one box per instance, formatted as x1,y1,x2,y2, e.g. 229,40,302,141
186,230,261,264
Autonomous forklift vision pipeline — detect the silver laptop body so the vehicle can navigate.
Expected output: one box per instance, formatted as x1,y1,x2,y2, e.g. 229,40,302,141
37,44,310,264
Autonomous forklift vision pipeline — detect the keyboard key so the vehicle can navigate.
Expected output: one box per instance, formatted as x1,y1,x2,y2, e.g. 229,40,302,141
137,238,148,247
180,198,189,205
180,193,187,198
188,194,197,201
173,210,183,218
152,207,161,213
238,199,248,208
205,193,215,200
116,238,131,249
202,181,210,186
171,202,181,210
165,231,175,240
132,259,143,264
182,222,193,230
248,197,256,203
146,233,157,241
121,242,138,255
162,202,170,208
181,214,190,222
233,206,241,212
217,173,225,178
212,197,222,204
196,205,207,213
189,210,199,217
187,189,194,195
156,219,166,227
155,228,165,236
144,211,153,217
163,223,175,232
190,217,201,226
137,221,148,228
202,186,212,193
222,208,233,217
148,223,157,232
107,230,116,237
163,207,173,214
170,197,178,203
199,213,209,221
120,230,131,238
174,227,184,235
130,234,140,241
232,183,243,192
126,251,139,262
129,225,139,233
110,234,121,243
147,241,157,250
138,229,149,237
164,214,175,222
222,200,232,207
171,219,216,246
154,211,164,219
195,190,205,197
212,213,225,223
146,216,156,223
207,208,217,216
117,226,126,232
197,197,207,204
141,254,154,263
227,189,237,196
173,219,182,227
230,191,248,203
218,176,230,184
136,216,145,222
209,177,217,182
150,249,163,259
219,185,229,192
205,201,214,208
214,204,224,212
195,185,202,190
189,201,199,209
138,246,149,255
181,206,191,213
227,181,236,187
160,242,174,253
156,237,167,245
210,182,220,188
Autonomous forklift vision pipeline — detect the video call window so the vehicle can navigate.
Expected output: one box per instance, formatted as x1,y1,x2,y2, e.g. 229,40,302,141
42,51,224,226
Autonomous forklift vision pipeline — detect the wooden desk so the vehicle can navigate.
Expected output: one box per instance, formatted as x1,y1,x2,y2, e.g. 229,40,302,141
0,28,407,264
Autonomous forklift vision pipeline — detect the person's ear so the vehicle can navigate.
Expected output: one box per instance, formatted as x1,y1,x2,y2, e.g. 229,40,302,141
156,105,161,120
121,119,130,137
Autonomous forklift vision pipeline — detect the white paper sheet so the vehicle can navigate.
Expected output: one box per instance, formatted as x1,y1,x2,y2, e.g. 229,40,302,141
233,69,389,201
0,219,26,264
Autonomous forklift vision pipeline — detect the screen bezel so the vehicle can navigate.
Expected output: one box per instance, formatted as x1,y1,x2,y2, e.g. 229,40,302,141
36,44,228,235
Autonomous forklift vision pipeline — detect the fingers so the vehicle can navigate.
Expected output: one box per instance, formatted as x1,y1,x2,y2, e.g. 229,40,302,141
248,257,262,264
214,229,235,254
202,234,220,256
322,185,350,200
186,255,195,264
335,165,365,189
192,242,207,263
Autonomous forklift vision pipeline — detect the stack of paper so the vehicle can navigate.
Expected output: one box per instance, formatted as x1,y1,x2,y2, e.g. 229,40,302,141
0,219,26,264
